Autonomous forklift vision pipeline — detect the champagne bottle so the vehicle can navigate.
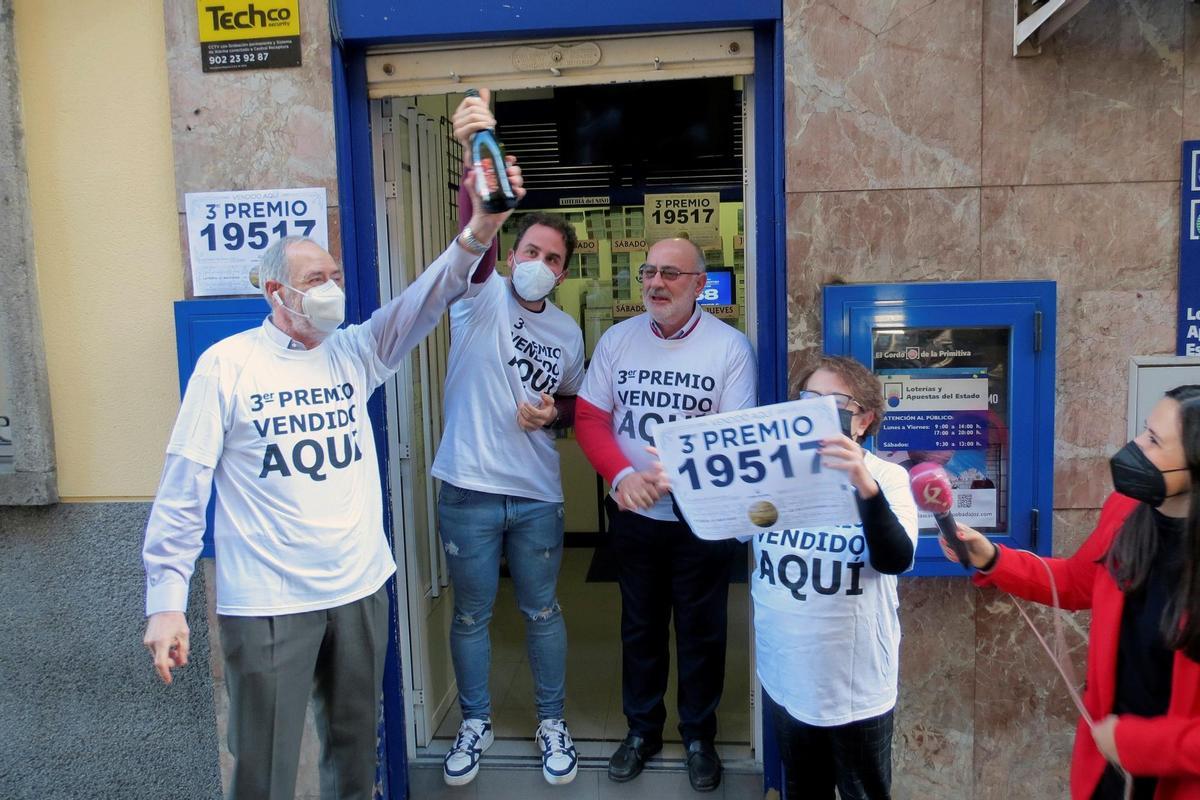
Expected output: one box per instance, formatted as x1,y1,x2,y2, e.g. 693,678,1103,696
464,88,518,214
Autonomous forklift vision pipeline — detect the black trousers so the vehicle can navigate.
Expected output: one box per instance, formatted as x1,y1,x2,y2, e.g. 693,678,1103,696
767,690,894,800
607,497,735,744
1094,765,1155,800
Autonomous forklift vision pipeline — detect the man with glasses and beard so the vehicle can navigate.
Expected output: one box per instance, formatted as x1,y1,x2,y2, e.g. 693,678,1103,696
575,237,757,792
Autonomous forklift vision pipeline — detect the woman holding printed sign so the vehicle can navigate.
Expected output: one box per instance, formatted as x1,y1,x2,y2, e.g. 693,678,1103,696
947,385,1200,800
753,356,918,800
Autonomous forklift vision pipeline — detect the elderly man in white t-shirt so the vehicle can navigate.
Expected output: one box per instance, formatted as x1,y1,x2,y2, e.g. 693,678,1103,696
576,238,757,792
429,91,586,789
140,162,523,800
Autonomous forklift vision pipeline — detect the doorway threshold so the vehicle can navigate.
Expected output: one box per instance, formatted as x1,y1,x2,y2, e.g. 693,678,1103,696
407,745,763,800
414,738,755,769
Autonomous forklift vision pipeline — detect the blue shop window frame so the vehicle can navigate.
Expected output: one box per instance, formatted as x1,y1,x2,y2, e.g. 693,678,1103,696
823,282,1057,576
172,298,268,557
328,2,787,796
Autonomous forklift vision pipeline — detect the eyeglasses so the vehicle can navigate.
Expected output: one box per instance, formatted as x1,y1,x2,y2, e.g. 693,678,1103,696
636,264,703,283
799,389,863,412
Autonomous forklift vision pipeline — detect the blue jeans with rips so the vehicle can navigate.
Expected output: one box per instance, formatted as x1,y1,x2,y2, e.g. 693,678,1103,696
437,483,567,721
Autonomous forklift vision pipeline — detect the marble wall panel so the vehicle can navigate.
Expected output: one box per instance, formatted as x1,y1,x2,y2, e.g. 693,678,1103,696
786,346,821,400
982,0,1184,186
973,585,1086,800
783,0,982,193
1053,508,1103,559
892,578,976,800
981,183,1177,507
1186,5,1200,139
980,183,1176,290
961,510,1098,799
1055,288,1175,507
785,188,981,393
162,0,337,210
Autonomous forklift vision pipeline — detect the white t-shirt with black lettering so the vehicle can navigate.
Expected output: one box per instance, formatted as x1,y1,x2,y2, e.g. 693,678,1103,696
167,319,394,617
752,453,918,726
431,273,585,503
578,310,757,521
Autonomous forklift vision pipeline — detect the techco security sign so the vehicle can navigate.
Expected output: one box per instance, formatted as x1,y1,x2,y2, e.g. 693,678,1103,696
197,0,302,73
1180,142,1200,356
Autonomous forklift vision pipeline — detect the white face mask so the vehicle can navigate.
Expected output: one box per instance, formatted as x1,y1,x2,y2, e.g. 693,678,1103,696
275,279,345,334
511,259,558,302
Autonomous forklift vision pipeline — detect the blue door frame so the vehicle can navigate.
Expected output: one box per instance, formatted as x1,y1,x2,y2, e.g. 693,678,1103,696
327,3,787,795
823,282,1058,575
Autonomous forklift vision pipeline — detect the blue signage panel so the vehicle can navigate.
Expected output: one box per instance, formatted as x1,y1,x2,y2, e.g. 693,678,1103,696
1179,141,1200,356
332,0,782,43
877,411,990,451
699,270,734,305
823,281,1056,576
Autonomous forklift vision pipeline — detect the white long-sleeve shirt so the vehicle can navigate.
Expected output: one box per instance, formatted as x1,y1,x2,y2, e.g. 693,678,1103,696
142,240,482,617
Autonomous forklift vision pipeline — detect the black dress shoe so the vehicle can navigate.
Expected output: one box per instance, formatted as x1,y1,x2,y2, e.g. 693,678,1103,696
608,733,663,782
685,740,722,792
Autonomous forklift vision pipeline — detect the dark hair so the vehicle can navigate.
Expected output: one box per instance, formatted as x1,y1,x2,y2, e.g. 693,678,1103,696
795,355,886,437
1105,384,1200,660
511,212,577,265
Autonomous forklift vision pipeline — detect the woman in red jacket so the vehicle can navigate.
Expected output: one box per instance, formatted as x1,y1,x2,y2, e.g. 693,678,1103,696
949,384,1200,800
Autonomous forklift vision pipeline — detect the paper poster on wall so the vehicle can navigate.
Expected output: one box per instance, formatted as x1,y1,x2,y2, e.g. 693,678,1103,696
872,328,1011,533
654,396,860,541
197,0,302,73
185,187,328,297
643,192,721,248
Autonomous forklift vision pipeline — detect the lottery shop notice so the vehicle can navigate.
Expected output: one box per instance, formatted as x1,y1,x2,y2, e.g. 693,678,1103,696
185,187,328,296
655,396,860,542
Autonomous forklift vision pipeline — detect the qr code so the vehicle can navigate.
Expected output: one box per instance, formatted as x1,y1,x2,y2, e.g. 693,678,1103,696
958,494,972,509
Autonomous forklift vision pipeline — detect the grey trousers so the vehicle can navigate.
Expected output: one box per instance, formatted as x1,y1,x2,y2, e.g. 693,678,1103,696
218,583,389,800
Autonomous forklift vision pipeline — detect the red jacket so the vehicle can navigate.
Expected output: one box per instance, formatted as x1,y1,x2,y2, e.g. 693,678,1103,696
976,492,1200,799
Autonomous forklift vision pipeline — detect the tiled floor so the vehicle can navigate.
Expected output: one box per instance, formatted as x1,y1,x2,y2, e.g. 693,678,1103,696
405,762,765,800
432,547,753,746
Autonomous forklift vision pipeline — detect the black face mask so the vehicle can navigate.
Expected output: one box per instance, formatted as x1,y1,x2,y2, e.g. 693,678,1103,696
838,408,855,439
1109,440,1188,507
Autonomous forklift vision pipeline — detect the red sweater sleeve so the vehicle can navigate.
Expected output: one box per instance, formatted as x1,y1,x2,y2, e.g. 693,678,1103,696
1116,712,1200,777
458,170,497,284
575,397,632,484
973,492,1139,610
552,394,576,429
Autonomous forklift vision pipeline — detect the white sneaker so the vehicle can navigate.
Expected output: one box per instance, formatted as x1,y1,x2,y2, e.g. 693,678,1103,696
536,718,578,785
443,717,493,786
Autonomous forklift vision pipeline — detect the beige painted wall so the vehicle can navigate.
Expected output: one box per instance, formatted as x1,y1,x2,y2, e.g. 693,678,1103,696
14,0,182,500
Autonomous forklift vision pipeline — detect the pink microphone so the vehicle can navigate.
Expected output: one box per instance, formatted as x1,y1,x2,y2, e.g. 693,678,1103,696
909,462,971,569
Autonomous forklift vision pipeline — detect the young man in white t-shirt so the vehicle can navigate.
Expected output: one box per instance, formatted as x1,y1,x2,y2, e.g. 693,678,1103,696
139,161,524,800
575,238,757,792
430,91,586,788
